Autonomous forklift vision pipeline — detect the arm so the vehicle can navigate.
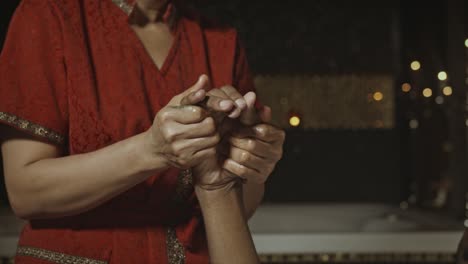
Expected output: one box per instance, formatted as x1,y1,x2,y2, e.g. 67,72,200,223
201,89,279,219
1,127,160,219
225,119,284,220
197,89,264,218
243,181,265,219
222,92,284,219
196,183,260,264
1,75,235,220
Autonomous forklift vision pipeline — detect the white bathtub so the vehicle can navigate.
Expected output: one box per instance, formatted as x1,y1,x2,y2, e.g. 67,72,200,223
0,204,464,257
248,203,464,254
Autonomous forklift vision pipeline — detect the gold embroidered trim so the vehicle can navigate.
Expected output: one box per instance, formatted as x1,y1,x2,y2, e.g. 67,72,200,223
166,228,185,264
172,169,194,205
111,0,134,15
0,112,64,144
17,246,107,264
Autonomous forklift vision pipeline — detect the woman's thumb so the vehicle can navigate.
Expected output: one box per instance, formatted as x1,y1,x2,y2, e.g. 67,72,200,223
189,74,210,93
171,75,210,106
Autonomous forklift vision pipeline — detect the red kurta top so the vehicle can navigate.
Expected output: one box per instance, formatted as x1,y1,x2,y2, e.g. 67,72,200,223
0,0,255,263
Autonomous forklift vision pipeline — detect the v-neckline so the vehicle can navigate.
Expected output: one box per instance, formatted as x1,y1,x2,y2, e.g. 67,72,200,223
129,22,181,76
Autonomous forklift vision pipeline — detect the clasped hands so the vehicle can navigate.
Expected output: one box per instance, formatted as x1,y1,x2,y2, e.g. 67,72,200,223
147,74,285,191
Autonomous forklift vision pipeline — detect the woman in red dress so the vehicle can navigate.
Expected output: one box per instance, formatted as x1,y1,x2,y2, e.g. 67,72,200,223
0,0,285,263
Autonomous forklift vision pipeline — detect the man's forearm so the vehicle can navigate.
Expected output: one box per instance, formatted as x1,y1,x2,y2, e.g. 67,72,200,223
243,181,265,219
196,183,260,264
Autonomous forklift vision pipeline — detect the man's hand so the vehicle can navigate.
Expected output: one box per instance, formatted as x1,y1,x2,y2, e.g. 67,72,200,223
223,102,285,184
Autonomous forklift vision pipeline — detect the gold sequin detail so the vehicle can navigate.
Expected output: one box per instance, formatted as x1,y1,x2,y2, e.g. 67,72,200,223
0,112,64,144
17,246,107,264
111,0,134,15
166,228,185,264
172,169,194,205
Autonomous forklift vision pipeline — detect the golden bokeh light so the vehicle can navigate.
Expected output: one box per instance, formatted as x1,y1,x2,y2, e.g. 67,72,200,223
409,119,419,129
442,86,453,96
401,83,411,93
373,92,384,101
289,116,301,127
422,88,432,98
438,71,447,81
410,61,421,71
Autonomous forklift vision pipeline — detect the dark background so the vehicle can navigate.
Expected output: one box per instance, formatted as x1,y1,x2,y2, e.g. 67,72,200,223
0,1,19,206
0,0,467,219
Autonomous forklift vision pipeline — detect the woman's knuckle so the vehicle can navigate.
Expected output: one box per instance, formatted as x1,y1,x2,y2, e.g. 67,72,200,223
173,144,185,156
247,139,256,150
207,147,217,156
159,110,171,122
161,127,172,141
257,175,267,184
240,151,250,163
180,158,189,166
207,125,216,135
191,106,204,119
238,166,248,177
166,130,178,142
178,159,189,168
205,118,216,132
279,130,286,141
212,134,221,144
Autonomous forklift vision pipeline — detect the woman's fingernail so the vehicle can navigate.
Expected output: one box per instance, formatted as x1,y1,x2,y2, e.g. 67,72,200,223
228,109,241,118
235,99,247,109
255,126,265,134
220,100,233,110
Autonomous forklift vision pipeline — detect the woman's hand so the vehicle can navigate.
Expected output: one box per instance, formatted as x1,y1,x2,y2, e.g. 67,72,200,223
144,75,237,170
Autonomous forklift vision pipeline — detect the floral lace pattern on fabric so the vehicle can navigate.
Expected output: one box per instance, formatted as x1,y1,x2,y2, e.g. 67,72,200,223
17,246,107,264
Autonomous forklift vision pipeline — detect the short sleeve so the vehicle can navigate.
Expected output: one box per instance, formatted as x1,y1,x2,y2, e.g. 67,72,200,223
0,0,68,145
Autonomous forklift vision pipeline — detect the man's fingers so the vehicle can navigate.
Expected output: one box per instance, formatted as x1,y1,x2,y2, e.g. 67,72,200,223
220,86,247,118
205,89,236,113
244,91,256,108
228,146,264,174
222,158,266,184
259,105,272,123
251,124,286,143
220,86,247,108
233,123,285,144
240,92,260,126
229,136,271,159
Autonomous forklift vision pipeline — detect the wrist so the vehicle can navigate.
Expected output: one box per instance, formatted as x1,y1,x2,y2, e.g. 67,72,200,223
136,130,169,173
195,180,243,209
